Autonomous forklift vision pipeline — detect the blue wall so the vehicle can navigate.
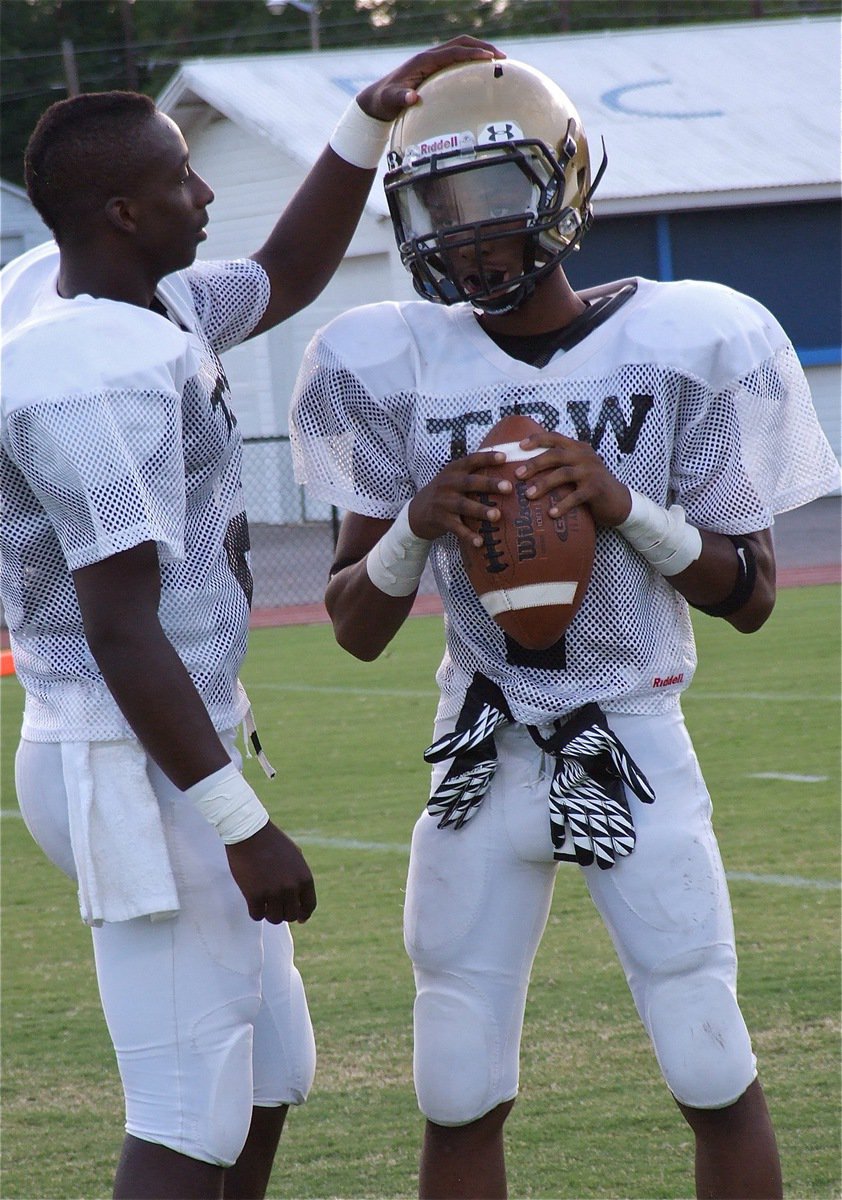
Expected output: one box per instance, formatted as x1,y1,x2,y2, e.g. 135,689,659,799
564,199,841,362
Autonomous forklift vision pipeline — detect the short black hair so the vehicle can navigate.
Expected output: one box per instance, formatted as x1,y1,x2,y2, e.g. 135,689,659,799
24,91,158,242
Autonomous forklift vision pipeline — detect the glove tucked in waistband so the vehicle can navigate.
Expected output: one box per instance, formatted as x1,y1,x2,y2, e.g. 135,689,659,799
424,673,513,830
528,703,656,869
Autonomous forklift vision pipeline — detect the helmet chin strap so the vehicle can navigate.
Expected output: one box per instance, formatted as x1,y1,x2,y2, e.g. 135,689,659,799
471,278,535,316
469,235,539,316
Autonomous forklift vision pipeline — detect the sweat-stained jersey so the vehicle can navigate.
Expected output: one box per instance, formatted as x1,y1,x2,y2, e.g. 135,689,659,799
0,241,270,742
290,278,840,726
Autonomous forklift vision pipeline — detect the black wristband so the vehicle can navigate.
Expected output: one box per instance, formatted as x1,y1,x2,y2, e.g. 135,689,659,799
692,536,758,618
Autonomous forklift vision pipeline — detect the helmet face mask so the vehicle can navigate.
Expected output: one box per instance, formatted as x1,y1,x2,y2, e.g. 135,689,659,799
384,59,603,313
387,140,568,310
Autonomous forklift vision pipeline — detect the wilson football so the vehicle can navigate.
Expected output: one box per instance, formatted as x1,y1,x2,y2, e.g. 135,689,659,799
461,413,596,650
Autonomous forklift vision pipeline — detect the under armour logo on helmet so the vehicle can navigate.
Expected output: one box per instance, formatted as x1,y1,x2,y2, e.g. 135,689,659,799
480,121,522,143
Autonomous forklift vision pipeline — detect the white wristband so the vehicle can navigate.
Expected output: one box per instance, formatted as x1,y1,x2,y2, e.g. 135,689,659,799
366,502,431,597
617,488,703,577
185,763,269,845
329,100,392,169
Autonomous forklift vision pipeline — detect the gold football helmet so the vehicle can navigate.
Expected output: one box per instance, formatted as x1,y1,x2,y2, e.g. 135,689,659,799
385,58,605,312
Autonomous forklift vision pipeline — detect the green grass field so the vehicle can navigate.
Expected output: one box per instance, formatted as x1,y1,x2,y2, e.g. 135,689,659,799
2,586,840,1200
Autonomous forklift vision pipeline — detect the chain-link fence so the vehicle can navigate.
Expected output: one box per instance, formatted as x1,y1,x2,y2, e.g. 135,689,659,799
242,434,438,613
243,435,338,612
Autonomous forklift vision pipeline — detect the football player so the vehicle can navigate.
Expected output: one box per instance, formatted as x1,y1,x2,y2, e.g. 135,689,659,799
0,36,503,1200
290,58,840,1198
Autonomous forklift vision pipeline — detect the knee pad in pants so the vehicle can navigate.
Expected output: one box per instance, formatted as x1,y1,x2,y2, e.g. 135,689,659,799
645,944,757,1109
413,975,517,1126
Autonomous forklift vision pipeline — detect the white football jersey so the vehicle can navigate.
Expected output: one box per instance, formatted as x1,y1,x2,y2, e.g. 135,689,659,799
1,242,270,741
291,279,840,725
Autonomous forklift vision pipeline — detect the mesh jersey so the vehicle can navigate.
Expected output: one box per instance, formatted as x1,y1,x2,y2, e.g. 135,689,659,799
1,242,270,741
290,279,840,725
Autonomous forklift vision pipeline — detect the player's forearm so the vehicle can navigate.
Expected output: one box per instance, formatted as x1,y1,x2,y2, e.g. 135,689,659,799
325,560,416,660
614,489,775,633
250,96,395,332
669,528,776,633
73,542,230,788
83,619,231,787
250,148,378,331
324,505,432,659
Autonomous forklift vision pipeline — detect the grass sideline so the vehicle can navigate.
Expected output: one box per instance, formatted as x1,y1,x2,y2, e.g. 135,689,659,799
1,586,840,1199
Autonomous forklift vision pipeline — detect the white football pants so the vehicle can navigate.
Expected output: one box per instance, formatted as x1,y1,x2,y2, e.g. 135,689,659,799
404,707,757,1124
14,733,316,1166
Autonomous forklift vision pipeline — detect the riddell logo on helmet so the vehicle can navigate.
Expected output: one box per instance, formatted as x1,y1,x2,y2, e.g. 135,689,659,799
409,131,474,158
652,674,684,688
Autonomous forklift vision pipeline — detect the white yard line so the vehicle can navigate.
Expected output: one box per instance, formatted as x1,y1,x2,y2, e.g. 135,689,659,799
725,871,840,891
1,813,837,890
747,771,828,783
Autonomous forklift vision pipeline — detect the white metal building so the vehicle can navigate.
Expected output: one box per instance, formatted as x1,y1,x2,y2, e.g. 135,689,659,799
0,180,50,269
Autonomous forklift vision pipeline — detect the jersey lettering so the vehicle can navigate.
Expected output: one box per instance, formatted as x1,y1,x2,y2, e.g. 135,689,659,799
567,393,653,453
224,511,253,607
209,354,236,438
428,411,493,448
427,394,653,458
500,401,558,430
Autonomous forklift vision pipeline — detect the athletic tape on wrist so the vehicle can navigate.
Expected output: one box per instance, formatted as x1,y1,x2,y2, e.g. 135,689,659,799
617,488,703,577
185,763,269,845
366,502,431,597
329,100,392,169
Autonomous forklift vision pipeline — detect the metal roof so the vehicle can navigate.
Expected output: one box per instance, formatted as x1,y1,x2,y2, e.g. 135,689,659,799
158,16,841,216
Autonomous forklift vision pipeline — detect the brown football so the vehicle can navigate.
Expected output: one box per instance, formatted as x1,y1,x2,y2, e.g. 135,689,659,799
461,413,596,650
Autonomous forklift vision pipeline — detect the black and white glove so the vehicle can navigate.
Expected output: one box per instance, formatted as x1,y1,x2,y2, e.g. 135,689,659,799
529,704,655,869
424,673,513,830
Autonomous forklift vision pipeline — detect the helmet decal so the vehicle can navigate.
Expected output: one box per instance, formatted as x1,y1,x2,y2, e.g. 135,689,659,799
405,130,474,163
478,121,524,144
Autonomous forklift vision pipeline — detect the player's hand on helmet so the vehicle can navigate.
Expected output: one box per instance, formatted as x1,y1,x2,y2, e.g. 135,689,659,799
226,821,317,924
408,450,510,547
425,672,512,829
529,704,655,869
357,37,505,122
512,429,632,527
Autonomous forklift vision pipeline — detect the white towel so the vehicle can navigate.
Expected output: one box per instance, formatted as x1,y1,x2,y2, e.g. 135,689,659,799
61,740,180,927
